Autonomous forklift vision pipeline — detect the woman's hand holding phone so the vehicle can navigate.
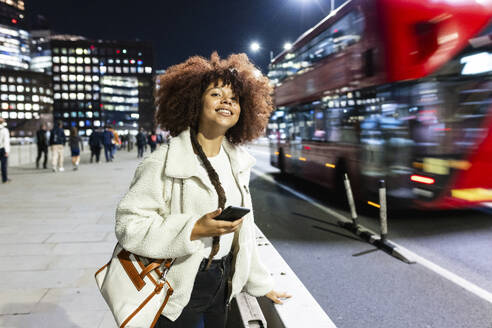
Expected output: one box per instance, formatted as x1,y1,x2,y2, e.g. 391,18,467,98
190,208,244,240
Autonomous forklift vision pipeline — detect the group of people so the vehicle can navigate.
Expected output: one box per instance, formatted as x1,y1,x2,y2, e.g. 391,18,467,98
135,128,168,158
35,121,84,172
0,119,167,184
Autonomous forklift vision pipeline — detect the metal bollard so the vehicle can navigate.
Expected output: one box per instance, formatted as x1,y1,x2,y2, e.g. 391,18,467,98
343,173,358,226
379,180,388,242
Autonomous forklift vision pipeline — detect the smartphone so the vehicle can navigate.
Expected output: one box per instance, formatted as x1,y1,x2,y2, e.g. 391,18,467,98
214,206,250,222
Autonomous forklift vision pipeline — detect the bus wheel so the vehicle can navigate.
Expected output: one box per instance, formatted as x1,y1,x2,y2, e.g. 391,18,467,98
278,148,286,176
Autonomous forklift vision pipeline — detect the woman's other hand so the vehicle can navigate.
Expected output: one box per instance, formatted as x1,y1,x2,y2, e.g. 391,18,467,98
265,290,292,304
190,208,243,240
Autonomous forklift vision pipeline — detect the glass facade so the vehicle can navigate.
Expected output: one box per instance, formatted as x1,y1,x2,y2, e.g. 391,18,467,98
51,40,154,135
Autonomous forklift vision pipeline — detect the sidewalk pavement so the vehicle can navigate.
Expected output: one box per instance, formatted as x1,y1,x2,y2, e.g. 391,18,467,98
0,147,147,327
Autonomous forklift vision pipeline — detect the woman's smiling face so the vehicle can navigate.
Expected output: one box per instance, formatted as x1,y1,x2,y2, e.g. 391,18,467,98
199,80,241,135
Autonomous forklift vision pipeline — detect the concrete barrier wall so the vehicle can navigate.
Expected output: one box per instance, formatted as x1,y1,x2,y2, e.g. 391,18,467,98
8,143,90,167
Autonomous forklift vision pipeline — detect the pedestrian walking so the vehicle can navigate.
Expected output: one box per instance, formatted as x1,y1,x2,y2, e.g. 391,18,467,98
148,130,158,153
127,133,135,152
136,128,146,158
36,123,49,169
69,127,83,171
103,126,114,162
0,117,11,183
89,128,103,163
49,121,66,172
112,53,291,328
108,126,120,160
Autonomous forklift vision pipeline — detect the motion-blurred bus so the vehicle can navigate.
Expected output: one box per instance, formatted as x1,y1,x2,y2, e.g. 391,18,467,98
267,0,492,209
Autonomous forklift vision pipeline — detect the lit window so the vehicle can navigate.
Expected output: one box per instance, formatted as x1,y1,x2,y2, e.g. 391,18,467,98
16,85,24,92
17,95,24,101
53,57,60,63
116,59,121,64
100,66,107,74
54,84,60,90
115,67,122,73
92,58,98,64
32,95,39,102
137,67,144,73
84,57,90,64
77,57,83,64
76,66,83,73
18,112,24,119
9,103,16,110
84,49,89,55
108,59,114,64
61,56,68,64
69,93,76,100
17,103,24,110
25,112,32,119
85,66,91,73
69,66,76,73
0,85,6,92
108,67,114,73
130,67,136,73
8,95,15,101
61,75,68,82
94,120,101,127
9,85,15,92
77,84,83,91
145,67,152,74
93,75,99,82
1,103,7,110
69,57,76,64
85,76,92,82
77,93,84,100
0,95,6,101
33,104,39,111
69,75,76,82
62,93,69,99
16,77,22,83
9,112,17,119
54,93,61,99
87,111,93,118
25,103,32,110
79,121,84,127
60,65,68,72
85,94,92,100
123,59,128,64
123,67,129,73
92,67,99,73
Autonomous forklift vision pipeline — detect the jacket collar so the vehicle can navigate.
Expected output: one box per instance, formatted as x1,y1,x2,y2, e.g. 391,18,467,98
164,127,256,180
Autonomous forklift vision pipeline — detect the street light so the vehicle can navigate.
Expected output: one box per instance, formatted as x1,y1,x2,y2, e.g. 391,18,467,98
283,42,292,51
250,41,261,52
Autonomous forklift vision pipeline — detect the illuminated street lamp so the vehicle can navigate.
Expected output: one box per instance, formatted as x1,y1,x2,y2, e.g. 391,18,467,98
250,41,261,52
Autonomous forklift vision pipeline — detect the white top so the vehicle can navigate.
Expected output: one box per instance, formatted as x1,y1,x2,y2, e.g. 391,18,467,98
0,125,10,153
196,145,242,259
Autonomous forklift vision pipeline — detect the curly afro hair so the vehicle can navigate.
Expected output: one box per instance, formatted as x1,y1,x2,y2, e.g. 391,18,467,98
154,52,274,144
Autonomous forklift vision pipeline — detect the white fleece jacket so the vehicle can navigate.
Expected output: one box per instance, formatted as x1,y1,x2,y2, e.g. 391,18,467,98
115,127,274,322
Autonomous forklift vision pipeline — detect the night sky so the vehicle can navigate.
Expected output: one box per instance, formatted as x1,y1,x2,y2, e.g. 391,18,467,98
29,0,346,72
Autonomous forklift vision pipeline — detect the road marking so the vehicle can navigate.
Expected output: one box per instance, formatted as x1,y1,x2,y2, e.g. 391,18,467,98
251,167,492,305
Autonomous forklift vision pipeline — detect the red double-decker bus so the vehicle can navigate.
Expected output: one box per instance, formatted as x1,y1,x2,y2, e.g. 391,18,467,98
267,0,492,209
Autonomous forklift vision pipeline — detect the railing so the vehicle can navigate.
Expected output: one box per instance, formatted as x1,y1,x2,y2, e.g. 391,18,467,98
7,142,89,167
227,226,337,328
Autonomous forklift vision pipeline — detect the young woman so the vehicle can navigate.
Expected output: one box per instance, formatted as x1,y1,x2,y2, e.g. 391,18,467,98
69,127,83,170
115,53,291,328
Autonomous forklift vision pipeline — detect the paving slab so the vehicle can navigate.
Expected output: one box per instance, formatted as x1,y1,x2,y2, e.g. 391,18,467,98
0,148,145,327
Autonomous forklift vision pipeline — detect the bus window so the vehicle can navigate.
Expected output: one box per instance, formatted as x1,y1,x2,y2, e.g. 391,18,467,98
295,110,315,141
314,108,327,141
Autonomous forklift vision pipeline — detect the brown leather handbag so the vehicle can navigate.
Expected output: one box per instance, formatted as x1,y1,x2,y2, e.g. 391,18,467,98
95,243,175,328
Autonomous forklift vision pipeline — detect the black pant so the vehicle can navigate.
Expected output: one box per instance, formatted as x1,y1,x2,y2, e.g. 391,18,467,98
156,253,232,328
0,148,7,182
36,146,48,168
91,146,101,163
137,146,144,158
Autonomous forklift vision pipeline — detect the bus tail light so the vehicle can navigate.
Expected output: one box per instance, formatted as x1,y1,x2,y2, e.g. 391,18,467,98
411,175,435,185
